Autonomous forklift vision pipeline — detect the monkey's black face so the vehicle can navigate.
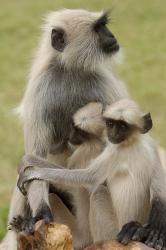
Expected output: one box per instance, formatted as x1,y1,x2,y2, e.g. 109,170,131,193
105,119,132,144
94,14,119,55
69,124,90,146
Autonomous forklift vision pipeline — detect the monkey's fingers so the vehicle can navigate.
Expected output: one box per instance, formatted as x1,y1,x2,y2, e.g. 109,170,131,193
117,221,142,245
17,174,32,195
17,170,43,195
156,236,164,250
9,216,24,232
154,233,166,250
131,227,145,242
17,176,28,195
145,230,159,247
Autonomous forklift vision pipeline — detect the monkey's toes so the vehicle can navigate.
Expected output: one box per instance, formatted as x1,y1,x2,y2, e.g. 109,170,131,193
9,216,24,232
144,230,166,250
117,221,143,245
23,218,36,234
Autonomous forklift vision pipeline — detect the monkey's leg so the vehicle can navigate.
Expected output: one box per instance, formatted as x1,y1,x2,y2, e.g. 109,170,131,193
140,197,166,250
131,160,166,250
27,181,53,226
19,154,67,232
0,230,18,250
117,153,166,249
73,189,92,247
8,183,27,224
4,183,28,250
89,185,118,242
49,193,91,250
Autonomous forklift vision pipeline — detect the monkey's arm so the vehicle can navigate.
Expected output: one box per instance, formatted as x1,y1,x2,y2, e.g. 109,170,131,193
18,146,115,195
19,154,65,174
142,153,166,249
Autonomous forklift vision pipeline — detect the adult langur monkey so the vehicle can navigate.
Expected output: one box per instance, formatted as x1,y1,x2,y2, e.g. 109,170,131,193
11,102,107,249
18,99,166,250
1,8,129,250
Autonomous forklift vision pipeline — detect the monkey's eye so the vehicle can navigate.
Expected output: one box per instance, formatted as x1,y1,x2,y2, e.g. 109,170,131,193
94,14,108,32
106,120,114,128
120,123,128,131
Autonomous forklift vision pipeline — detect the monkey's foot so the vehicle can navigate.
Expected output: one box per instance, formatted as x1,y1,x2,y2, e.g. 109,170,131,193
142,226,166,250
9,216,36,234
117,221,166,250
9,207,53,234
117,221,144,245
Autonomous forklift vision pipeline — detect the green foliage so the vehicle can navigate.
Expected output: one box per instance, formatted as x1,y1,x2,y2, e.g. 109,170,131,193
0,0,166,239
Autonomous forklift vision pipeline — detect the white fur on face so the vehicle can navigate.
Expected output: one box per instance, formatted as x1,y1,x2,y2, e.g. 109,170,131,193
103,99,144,128
41,9,117,70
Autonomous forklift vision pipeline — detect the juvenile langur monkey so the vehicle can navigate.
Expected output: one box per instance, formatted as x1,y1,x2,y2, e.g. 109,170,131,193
18,99,166,250
4,8,129,249
66,102,106,248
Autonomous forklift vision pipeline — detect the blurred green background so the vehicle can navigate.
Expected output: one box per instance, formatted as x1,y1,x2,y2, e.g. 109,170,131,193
0,0,166,239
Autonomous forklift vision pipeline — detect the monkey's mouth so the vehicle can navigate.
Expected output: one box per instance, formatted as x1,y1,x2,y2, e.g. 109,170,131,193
103,40,120,54
108,136,125,144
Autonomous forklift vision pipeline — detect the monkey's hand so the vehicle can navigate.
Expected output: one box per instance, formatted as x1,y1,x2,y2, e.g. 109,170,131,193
17,166,43,195
18,154,65,195
117,221,145,245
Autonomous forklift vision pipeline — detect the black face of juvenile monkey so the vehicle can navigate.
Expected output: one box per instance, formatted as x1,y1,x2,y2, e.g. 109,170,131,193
105,119,133,144
105,113,153,144
69,124,90,145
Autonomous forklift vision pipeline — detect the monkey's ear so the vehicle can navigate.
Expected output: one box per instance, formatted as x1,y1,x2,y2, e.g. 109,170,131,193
51,28,66,52
140,112,153,134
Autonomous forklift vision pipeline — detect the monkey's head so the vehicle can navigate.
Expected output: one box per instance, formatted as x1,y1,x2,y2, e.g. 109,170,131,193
103,99,153,144
44,9,119,70
69,102,104,145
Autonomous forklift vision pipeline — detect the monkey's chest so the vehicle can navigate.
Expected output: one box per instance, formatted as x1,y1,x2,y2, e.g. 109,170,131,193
46,72,108,141
107,160,151,226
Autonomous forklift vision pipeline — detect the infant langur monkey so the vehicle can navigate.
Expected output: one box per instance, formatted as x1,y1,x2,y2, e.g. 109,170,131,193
18,99,166,250
13,102,106,249
65,101,106,248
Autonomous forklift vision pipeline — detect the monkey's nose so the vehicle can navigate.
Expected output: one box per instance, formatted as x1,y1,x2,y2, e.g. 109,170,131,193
103,37,119,53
